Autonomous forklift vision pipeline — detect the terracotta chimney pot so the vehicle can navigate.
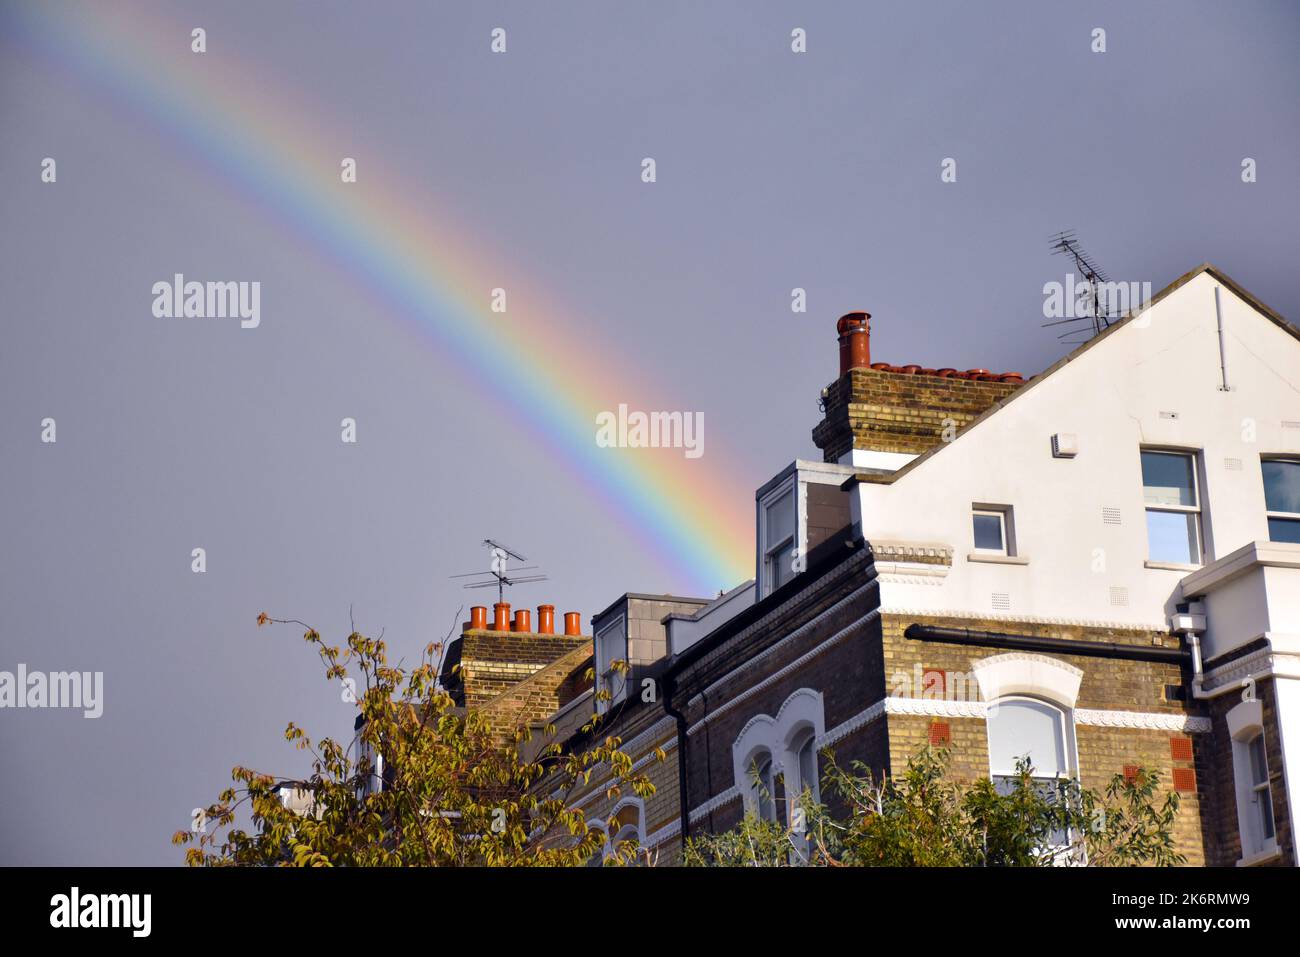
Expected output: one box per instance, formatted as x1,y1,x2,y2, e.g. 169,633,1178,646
493,602,511,632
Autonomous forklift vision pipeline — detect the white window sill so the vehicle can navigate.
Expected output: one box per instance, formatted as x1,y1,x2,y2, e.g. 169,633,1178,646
1236,843,1281,867
967,552,1029,565
1144,560,1202,572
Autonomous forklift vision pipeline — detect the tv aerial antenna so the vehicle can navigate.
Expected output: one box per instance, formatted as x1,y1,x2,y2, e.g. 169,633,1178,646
449,539,548,605
1045,230,1114,343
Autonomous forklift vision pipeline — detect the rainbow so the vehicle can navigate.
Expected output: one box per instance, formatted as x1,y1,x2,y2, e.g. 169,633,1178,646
5,4,755,590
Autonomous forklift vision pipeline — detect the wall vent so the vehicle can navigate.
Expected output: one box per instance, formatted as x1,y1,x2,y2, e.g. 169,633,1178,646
991,592,1011,611
1224,457,1243,471
1109,586,1129,607
1102,507,1122,525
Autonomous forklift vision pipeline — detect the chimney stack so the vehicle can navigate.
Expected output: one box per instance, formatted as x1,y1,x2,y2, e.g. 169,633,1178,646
563,611,581,636
512,609,532,632
493,602,511,632
814,310,1026,463
537,604,555,634
837,312,871,376
469,605,488,630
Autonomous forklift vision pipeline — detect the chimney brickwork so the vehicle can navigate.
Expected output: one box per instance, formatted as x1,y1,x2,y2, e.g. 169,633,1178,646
813,312,1025,462
813,366,1023,461
442,605,590,711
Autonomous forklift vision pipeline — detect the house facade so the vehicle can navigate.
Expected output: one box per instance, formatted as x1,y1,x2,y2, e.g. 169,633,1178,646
447,264,1300,866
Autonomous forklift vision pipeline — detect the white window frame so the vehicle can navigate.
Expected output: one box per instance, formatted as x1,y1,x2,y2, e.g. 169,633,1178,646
1226,699,1280,865
1261,457,1300,543
594,616,626,714
971,504,1014,556
759,479,797,597
731,689,826,823
984,695,1079,859
1140,448,1204,565
788,725,821,804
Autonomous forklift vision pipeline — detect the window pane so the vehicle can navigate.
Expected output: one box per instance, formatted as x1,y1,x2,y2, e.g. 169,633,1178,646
765,491,795,547
771,540,795,588
1259,791,1276,841
1248,734,1268,787
1267,517,1300,544
973,513,1004,551
987,699,1067,776
1142,451,1196,507
1262,460,1300,514
1146,510,1200,564
754,755,775,821
798,735,817,796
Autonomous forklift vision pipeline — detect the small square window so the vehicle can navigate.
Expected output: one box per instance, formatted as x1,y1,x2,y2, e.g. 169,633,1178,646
972,509,1008,553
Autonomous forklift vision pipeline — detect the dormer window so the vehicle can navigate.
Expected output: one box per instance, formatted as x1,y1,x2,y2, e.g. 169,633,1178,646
593,616,626,714
761,485,796,596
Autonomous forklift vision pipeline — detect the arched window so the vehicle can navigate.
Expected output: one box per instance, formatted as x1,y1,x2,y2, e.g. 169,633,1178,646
750,750,777,822
790,726,819,802
583,821,606,867
732,690,825,826
1227,699,1279,863
986,697,1071,782
986,696,1076,852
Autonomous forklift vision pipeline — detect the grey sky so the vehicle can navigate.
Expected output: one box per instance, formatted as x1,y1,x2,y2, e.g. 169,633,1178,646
2,1,1298,864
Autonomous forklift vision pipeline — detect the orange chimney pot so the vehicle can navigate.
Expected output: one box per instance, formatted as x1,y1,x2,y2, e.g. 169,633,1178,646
563,611,581,636
493,602,511,632
836,312,871,375
512,609,531,632
469,606,487,630
537,604,555,635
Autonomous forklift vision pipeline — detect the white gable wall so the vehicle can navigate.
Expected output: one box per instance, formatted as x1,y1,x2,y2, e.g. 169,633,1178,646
852,271,1300,626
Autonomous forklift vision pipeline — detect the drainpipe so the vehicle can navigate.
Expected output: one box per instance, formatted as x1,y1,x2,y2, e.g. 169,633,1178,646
1214,286,1230,392
1170,602,1209,698
662,674,690,847
904,623,1189,664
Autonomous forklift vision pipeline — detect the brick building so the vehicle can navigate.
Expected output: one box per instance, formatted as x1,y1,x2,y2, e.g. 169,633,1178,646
440,263,1300,867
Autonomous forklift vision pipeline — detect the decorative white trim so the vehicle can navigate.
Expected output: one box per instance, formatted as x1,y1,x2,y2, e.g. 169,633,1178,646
886,696,989,719
971,652,1084,709
568,720,676,809
687,577,878,710
817,699,886,748
1227,699,1263,742
687,610,879,736
731,688,827,815
1074,709,1211,733
620,716,676,759
817,696,1211,734
646,819,681,848
876,565,950,585
869,541,954,563
688,786,741,824
1203,647,1300,694
880,606,1166,632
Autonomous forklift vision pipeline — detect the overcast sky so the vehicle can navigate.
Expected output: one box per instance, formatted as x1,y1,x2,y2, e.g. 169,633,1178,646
2,1,1298,865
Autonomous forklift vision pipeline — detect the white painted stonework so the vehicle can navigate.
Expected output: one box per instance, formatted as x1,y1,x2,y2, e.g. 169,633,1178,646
851,269,1300,628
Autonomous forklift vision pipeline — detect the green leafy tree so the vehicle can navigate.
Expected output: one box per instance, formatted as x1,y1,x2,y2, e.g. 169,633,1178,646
173,615,654,866
685,747,1184,867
